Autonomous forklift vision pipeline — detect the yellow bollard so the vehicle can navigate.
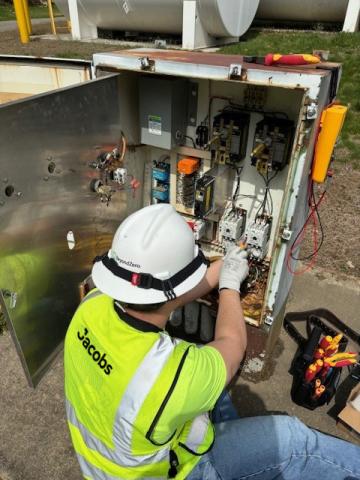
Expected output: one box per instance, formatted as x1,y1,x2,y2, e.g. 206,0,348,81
13,0,29,44
47,0,57,35
21,0,32,35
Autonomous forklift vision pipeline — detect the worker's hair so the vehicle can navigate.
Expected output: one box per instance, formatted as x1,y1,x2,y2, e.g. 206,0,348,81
123,301,167,312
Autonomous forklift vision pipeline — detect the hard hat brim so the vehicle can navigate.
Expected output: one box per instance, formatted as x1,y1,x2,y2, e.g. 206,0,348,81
91,258,208,304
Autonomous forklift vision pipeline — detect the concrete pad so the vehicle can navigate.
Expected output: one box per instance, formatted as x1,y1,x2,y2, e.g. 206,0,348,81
0,268,359,479
287,270,360,333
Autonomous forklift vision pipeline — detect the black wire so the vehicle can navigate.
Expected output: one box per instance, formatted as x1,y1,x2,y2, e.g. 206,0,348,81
232,167,243,202
184,135,196,148
255,170,278,217
266,171,278,216
255,173,268,218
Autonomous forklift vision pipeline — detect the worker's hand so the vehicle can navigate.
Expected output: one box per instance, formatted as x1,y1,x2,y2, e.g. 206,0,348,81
219,246,249,292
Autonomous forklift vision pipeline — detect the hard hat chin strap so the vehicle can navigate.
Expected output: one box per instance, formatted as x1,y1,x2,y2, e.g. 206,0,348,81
93,250,208,300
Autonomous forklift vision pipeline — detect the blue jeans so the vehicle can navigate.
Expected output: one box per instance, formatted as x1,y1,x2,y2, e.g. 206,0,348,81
187,392,360,480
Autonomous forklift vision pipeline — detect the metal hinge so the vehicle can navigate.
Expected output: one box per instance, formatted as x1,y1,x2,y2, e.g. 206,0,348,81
229,64,242,80
139,57,155,72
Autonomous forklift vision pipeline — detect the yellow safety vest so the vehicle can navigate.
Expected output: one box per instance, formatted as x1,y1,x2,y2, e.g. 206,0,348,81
64,290,215,479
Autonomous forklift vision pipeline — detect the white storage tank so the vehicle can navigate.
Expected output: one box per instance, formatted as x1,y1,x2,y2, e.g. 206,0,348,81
55,0,260,48
257,0,348,23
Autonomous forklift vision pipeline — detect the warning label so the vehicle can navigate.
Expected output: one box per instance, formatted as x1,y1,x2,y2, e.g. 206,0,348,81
148,115,162,136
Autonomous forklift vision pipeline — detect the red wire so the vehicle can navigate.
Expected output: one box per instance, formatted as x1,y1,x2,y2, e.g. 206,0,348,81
286,102,334,276
286,186,326,275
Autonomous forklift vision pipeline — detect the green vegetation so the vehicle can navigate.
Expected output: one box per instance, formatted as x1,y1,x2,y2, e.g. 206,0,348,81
220,31,360,166
0,3,60,21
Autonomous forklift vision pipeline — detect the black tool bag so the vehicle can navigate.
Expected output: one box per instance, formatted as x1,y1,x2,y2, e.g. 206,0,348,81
284,309,360,410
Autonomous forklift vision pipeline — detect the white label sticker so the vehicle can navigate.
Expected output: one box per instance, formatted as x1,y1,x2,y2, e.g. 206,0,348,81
148,115,162,136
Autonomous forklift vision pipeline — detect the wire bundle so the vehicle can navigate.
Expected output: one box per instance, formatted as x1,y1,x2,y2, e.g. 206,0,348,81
256,170,278,217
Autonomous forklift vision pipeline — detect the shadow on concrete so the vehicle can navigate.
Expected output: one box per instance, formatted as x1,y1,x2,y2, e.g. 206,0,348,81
230,383,288,418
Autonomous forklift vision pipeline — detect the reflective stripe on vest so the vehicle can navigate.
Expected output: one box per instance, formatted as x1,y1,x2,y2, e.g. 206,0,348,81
180,413,212,454
76,453,160,480
112,334,173,464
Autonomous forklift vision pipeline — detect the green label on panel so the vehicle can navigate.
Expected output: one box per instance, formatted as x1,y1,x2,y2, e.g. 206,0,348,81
148,115,162,136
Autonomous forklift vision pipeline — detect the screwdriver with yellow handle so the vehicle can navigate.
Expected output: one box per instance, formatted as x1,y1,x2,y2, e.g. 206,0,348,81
324,352,357,368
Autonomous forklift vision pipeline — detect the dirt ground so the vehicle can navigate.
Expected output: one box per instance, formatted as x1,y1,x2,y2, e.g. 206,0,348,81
303,162,360,279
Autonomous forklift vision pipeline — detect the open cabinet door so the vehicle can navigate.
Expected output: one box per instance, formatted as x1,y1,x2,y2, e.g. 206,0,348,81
0,74,136,387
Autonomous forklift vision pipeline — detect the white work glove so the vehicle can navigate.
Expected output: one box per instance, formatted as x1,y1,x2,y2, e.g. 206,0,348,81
219,247,249,292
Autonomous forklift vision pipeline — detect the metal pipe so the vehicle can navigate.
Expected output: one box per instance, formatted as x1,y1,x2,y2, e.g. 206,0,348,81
21,0,32,35
13,0,30,44
47,0,57,35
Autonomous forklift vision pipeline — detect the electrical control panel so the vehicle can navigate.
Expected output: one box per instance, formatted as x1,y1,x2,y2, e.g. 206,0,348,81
88,67,307,328
133,75,301,327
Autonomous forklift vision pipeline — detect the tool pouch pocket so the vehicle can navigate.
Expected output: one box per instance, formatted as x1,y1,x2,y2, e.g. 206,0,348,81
284,309,360,411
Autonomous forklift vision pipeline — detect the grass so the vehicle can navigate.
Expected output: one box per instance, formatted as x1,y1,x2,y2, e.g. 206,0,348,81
220,31,360,167
0,3,61,21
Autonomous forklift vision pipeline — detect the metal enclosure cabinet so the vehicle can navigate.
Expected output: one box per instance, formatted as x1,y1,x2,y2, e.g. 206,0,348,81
0,50,341,386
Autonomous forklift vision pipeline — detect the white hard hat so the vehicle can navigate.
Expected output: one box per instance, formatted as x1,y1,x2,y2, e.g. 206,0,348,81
92,204,208,304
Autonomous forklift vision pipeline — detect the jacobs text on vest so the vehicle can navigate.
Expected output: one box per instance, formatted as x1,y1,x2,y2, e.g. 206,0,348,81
77,328,113,375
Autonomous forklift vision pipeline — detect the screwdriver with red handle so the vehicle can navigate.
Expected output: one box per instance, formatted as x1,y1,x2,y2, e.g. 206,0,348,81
244,53,321,66
265,53,321,66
